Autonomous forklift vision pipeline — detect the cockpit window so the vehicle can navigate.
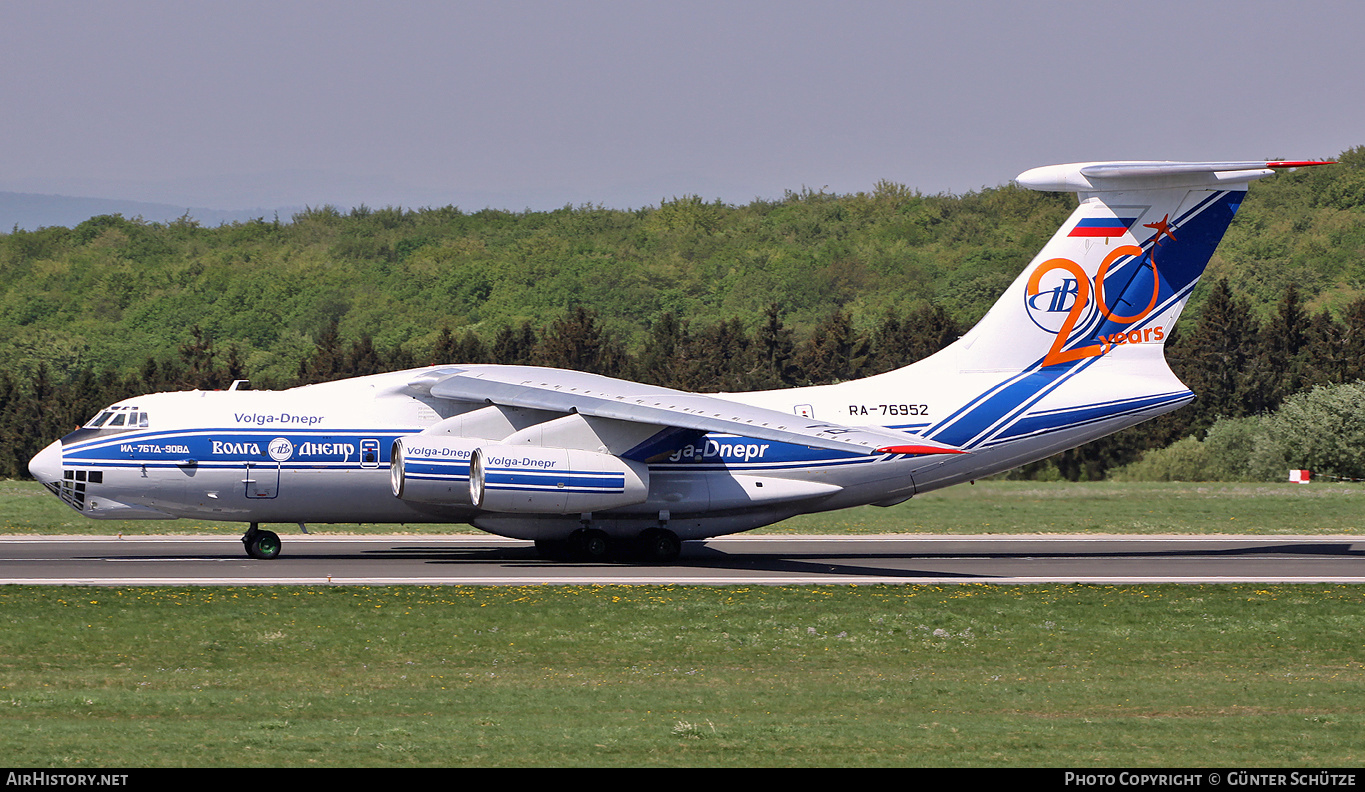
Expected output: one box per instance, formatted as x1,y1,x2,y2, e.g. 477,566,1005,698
84,405,148,430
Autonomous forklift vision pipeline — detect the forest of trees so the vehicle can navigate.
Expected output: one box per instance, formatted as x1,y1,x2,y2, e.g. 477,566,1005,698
3,277,1365,481
1,147,1362,480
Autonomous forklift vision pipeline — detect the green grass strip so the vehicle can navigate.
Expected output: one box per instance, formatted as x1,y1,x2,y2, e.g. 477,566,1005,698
4,480,1363,535
1,584,1362,766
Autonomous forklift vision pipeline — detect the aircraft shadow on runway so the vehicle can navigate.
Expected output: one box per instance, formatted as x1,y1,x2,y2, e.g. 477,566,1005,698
65,540,1360,581
358,544,976,580
343,540,1365,581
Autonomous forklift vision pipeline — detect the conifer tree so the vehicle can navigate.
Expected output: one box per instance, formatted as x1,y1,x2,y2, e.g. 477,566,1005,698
1254,283,1314,412
428,326,489,366
871,301,962,372
491,321,538,365
1336,296,1365,382
532,306,626,376
178,325,219,389
794,309,870,385
749,303,797,389
1168,278,1262,433
634,311,689,386
680,318,752,392
297,318,347,384
344,335,385,377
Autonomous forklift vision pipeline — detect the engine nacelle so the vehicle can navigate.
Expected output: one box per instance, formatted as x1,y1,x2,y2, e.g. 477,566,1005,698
390,435,483,504
469,444,650,514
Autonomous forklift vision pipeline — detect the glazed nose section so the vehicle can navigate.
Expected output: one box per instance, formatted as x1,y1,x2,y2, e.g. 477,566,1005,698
29,439,63,485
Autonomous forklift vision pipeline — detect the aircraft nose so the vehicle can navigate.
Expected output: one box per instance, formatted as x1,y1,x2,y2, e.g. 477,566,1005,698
29,439,63,485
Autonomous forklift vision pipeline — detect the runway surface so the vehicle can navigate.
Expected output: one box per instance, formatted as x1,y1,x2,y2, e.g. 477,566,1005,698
2,534,1363,585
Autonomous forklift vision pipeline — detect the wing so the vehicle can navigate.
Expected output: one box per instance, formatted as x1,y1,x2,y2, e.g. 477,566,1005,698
408,365,964,457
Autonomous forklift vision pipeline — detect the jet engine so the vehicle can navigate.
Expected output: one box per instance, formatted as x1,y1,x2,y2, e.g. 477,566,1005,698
468,444,649,514
390,435,482,504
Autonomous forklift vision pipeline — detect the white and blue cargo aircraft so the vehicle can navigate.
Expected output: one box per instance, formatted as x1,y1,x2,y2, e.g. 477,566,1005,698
28,160,1327,560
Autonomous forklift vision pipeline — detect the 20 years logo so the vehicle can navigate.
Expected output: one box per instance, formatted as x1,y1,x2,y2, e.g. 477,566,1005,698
1024,245,1163,367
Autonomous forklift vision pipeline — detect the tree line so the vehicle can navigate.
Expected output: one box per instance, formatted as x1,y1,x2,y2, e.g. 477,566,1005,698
0,147,1359,387
6,279,1365,481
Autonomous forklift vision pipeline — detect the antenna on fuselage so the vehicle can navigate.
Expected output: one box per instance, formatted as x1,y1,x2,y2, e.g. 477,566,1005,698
228,380,250,391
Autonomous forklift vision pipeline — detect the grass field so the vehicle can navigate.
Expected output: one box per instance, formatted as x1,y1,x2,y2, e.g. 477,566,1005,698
1,584,1362,767
4,479,1363,536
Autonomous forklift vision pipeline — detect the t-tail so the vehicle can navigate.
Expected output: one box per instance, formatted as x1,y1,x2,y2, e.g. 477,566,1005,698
886,160,1330,482
959,160,1329,372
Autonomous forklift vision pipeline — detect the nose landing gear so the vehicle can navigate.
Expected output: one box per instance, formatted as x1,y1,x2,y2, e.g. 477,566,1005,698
242,523,281,560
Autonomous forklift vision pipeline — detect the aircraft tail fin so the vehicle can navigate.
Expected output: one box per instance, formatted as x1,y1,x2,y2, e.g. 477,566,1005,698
950,160,1328,373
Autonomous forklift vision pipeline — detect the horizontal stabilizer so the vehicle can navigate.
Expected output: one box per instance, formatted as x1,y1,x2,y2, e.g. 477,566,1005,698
1018,160,1332,192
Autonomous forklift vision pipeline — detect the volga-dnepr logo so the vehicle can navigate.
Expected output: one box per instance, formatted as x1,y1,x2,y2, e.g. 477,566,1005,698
268,438,294,462
1024,262,1095,334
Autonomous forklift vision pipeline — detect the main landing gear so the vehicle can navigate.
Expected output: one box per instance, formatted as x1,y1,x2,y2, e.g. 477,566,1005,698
534,525,683,563
638,527,683,563
242,523,281,560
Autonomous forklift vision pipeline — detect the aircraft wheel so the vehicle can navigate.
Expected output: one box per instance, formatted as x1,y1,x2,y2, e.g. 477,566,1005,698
638,528,681,563
246,529,281,560
577,529,611,560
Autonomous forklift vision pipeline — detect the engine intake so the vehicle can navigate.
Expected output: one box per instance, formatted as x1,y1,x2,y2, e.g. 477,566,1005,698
390,436,483,504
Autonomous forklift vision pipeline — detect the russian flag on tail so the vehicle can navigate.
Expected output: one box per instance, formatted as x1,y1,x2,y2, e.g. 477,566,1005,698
1069,216,1139,238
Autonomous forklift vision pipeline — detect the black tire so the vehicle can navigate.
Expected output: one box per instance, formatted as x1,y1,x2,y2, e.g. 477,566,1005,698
246,529,281,560
638,528,681,563
576,529,611,560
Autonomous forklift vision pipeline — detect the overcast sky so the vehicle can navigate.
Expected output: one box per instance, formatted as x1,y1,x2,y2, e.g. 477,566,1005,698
1,0,1360,213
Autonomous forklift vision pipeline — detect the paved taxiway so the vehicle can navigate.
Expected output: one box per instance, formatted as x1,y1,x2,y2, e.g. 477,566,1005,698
1,534,1362,585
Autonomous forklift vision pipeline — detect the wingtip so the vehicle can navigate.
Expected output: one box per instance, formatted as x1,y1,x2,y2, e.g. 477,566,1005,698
1266,160,1336,169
